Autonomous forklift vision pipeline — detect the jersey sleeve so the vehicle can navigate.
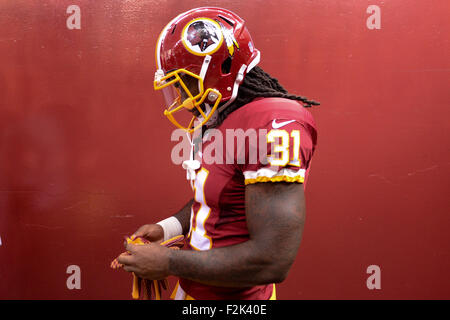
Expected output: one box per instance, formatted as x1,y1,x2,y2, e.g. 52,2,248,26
240,120,316,185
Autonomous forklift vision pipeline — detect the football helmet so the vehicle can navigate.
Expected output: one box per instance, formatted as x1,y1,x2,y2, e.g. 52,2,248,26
154,7,261,132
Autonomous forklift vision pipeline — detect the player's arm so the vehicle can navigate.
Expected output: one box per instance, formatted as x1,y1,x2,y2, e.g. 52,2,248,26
172,198,193,235
167,181,305,287
119,120,313,285
118,182,305,286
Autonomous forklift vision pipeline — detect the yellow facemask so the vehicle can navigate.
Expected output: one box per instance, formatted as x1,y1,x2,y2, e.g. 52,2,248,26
154,68,222,133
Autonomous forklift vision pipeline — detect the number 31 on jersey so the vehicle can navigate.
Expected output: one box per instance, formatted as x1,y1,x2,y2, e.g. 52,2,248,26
267,129,301,167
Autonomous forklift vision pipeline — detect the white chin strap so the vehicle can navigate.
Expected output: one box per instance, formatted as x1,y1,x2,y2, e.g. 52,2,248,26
196,54,219,126
197,103,218,127
182,131,200,188
199,55,212,92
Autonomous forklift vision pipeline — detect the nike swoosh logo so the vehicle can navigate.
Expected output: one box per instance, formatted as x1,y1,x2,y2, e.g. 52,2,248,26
272,119,295,129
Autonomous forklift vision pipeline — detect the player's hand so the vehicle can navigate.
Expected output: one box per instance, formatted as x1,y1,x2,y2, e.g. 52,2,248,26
132,224,164,243
117,242,171,280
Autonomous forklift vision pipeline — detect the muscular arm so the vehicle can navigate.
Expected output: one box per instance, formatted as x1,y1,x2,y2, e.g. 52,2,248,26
173,199,194,235
168,182,306,287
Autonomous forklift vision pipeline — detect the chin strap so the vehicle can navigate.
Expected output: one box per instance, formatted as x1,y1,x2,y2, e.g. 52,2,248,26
182,131,201,188
197,103,218,127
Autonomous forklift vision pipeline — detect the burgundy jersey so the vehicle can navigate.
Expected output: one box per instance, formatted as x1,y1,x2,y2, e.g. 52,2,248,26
179,97,317,300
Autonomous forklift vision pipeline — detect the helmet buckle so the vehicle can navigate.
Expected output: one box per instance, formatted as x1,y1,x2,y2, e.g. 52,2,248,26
208,91,219,102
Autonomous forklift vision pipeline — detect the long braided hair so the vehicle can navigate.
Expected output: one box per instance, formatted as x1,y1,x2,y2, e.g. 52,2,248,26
214,66,320,126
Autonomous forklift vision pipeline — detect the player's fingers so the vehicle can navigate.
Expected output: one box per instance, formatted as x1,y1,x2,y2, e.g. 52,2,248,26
132,230,144,238
123,265,138,273
132,224,151,238
116,252,133,266
125,243,139,253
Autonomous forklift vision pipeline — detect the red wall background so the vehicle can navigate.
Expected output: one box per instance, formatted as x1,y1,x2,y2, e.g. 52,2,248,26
0,0,449,299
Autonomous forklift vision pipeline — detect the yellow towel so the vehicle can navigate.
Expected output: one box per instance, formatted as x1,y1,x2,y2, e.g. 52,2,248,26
111,234,184,300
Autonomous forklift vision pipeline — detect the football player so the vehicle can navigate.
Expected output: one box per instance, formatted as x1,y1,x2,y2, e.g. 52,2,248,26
117,7,319,300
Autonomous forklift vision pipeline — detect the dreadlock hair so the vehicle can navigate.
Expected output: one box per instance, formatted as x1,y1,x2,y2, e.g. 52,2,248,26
214,66,320,126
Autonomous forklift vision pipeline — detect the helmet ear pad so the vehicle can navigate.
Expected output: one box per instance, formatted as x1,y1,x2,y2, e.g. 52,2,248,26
221,56,233,75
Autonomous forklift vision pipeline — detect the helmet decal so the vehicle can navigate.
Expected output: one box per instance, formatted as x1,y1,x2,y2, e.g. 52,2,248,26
182,18,224,56
218,21,239,57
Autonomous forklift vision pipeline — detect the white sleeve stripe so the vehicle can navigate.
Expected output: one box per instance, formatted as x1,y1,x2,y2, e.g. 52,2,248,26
243,168,306,180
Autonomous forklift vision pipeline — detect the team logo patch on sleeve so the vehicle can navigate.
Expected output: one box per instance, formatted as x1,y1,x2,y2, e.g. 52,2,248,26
182,18,224,56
